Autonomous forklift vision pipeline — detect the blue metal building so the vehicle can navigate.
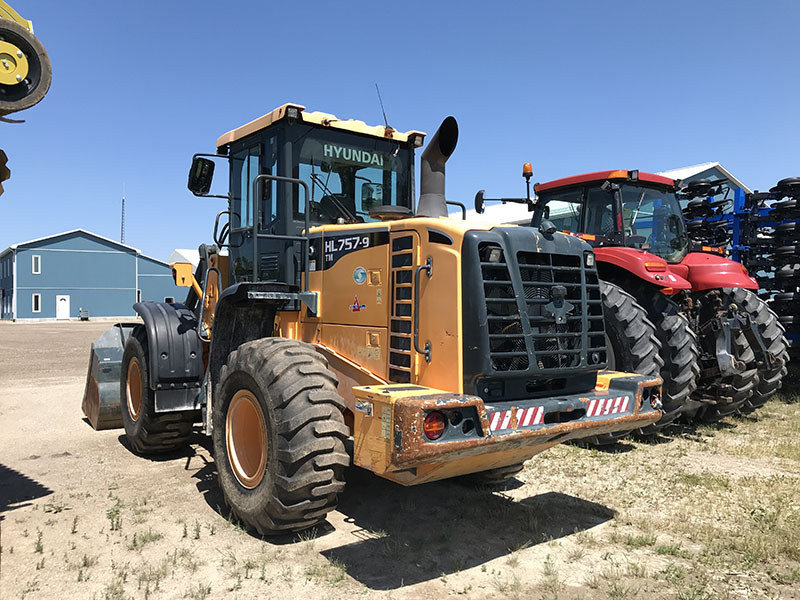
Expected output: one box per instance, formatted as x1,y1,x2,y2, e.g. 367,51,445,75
0,229,184,320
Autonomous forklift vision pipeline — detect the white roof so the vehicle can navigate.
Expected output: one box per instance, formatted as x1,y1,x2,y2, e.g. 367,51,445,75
459,201,534,225
168,248,200,268
658,162,751,194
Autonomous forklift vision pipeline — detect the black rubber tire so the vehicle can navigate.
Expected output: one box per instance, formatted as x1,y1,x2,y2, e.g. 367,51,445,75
464,462,525,488
0,19,51,115
727,289,789,414
213,338,350,535
692,290,759,423
630,287,700,434
120,327,196,454
583,281,663,445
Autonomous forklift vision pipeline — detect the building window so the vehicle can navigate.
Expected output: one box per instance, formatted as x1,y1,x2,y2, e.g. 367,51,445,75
32,293,41,313
137,289,141,302
32,255,41,274
164,297,175,303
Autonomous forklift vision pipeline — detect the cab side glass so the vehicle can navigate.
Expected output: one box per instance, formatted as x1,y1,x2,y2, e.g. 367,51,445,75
188,157,215,196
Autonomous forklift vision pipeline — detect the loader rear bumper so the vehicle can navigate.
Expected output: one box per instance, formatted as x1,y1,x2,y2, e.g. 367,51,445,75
351,371,661,484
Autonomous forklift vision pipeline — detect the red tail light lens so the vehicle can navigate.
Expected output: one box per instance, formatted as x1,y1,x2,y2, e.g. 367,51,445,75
423,411,447,440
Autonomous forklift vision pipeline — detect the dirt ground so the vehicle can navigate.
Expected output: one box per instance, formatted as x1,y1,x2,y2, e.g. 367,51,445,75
1,321,798,600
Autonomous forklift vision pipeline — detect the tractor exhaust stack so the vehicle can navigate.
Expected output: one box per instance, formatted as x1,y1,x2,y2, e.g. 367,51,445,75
416,116,459,218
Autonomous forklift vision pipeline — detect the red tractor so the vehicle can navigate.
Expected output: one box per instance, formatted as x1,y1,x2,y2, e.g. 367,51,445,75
476,169,788,432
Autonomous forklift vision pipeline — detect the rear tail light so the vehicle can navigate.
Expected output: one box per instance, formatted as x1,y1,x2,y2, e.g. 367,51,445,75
423,411,447,440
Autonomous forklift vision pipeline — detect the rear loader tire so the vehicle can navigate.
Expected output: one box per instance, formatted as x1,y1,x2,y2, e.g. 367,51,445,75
213,338,350,536
726,289,789,414
631,287,700,435
585,282,663,445
120,327,196,454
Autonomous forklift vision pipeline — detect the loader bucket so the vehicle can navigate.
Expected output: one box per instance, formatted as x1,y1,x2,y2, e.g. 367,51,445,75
81,323,139,430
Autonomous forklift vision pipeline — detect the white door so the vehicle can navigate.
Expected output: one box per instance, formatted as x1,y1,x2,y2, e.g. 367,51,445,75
56,295,70,320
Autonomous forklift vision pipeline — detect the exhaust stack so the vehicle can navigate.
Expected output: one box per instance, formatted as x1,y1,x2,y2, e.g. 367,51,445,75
416,116,459,218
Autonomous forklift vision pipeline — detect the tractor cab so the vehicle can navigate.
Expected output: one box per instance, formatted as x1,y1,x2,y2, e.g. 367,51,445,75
532,170,690,264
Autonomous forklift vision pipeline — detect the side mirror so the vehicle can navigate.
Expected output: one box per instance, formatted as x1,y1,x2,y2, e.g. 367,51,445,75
188,157,215,196
474,190,485,214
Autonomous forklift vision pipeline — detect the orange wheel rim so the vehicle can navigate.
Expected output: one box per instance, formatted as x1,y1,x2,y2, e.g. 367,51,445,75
126,357,142,421
226,389,268,489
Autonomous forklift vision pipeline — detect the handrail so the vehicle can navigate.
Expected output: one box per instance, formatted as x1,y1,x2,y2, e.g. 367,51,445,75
251,174,311,291
413,256,433,362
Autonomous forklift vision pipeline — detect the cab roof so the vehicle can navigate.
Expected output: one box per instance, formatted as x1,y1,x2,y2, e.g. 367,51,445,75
536,170,675,192
216,103,427,151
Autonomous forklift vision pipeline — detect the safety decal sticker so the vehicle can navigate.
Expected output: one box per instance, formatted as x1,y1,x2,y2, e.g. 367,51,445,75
586,396,630,417
488,406,544,431
349,296,366,312
353,266,367,285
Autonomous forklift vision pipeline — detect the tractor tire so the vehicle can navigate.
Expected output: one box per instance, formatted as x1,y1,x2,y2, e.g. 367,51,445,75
213,338,350,535
583,282,662,445
726,289,789,414
0,19,52,115
630,287,700,435
692,290,759,423
464,462,525,488
120,327,196,454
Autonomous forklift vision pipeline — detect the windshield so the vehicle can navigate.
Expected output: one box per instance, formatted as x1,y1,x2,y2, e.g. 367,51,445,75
288,125,412,224
620,185,688,262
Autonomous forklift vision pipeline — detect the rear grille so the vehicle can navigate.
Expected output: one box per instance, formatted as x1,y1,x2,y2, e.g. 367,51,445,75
389,234,415,383
479,243,605,372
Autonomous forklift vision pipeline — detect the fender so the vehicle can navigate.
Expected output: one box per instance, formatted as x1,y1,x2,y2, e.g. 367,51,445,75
133,301,204,412
594,247,692,291
208,282,294,390
669,253,759,292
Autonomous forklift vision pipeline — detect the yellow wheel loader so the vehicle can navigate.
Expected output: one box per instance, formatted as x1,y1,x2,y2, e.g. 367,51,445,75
83,104,663,535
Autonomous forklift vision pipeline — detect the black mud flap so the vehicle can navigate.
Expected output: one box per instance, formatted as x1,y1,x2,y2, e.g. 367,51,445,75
134,301,204,413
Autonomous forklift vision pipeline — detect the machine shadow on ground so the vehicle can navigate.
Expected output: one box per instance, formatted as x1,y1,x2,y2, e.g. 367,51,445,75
0,463,53,518
188,447,615,590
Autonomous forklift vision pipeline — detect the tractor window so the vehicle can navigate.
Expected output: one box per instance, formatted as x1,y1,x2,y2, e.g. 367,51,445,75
536,188,583,232
583,187,617,237
285,124,412,224
620,185,688,262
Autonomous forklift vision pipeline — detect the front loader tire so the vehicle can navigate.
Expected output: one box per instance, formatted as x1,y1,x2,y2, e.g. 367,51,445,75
120,327,195,454
213,338,350,536
584,282,663,446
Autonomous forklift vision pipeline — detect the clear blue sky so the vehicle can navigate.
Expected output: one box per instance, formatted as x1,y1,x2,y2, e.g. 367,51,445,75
2,1,798,261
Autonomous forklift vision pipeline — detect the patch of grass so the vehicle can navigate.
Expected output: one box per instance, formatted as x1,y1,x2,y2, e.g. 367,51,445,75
34,529,43,553
656,544,691,558
186,583,211,600
624,533,656,549
107,498,123,531
675,472,730,490
540,555,563,596
136,559,168,592
127,528,163,551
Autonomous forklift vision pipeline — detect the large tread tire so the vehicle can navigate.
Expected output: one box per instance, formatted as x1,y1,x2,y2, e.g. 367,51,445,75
727,289,789,414
692,289,759,423
629,286,701,434
0,19,52,115
213,338,349,536
463,462,525,488
120,327,196,454
585,282,663,445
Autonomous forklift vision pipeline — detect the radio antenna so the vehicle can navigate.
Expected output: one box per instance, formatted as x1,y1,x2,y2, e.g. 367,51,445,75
375,83,390,130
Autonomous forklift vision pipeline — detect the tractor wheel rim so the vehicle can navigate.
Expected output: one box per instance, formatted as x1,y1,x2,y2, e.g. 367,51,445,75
126,357,142,421
226,389,268,489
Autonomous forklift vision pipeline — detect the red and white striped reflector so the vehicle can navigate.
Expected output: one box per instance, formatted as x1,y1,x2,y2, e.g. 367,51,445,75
586,396,630,417
488,406,544,431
